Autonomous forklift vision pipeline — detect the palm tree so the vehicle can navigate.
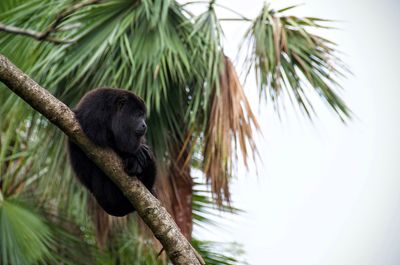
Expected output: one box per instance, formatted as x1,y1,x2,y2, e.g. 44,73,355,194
0,0,349,264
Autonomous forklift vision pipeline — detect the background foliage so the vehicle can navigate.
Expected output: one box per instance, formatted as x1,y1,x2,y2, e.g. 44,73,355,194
0,0,348,264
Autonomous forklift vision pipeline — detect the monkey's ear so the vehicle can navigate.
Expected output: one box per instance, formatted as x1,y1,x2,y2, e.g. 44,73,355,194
116,97,127,111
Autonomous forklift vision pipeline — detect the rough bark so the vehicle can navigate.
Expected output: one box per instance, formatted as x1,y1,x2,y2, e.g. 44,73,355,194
0,54,203,265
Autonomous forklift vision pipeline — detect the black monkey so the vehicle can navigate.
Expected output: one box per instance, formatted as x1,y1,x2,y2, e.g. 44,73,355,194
68,88,156,216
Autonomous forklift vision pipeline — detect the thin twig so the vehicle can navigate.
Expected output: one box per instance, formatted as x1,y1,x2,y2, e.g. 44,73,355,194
219,18,252,22
0,23,71,44
39,0,102,39
0,0,101,44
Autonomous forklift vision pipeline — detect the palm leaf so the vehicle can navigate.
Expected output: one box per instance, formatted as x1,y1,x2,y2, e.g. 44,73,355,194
192,239,248,265
0,198,54,265
203,55,259,205
242,3,350,120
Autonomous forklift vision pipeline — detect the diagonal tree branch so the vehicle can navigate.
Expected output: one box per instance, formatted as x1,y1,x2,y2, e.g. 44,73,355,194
0,53,204,265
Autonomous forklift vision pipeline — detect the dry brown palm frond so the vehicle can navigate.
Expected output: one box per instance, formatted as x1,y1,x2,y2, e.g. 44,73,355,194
203,55,260,206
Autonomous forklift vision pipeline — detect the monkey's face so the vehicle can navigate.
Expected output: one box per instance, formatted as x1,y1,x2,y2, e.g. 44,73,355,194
111,97,147,154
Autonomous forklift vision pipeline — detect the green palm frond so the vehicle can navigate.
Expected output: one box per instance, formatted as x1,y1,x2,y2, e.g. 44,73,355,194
242,3,350,119
192,182,246,265
90,218,162,265
0,0,25,12
192,239,248,265
192,181,242,228
0,198,54,265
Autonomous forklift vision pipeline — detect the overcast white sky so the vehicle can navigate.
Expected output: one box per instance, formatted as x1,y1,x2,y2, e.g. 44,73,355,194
190,0,400,264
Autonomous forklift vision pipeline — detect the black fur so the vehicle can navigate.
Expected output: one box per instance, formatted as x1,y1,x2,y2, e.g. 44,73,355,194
68,88,156,216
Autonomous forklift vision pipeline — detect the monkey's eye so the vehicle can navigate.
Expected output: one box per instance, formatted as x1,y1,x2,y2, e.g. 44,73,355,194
135,111,145,117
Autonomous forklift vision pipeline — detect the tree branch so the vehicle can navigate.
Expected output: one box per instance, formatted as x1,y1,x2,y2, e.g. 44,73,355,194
0,23,71,44
0,0,101,44
0,54,204,265
39,0,101,40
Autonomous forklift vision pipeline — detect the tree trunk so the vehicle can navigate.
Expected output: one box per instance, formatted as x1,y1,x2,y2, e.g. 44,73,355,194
169,143,193,240
171,168,193,240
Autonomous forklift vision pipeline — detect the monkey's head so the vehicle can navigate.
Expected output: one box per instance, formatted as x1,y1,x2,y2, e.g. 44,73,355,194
73,88,149,154
111,91,148,154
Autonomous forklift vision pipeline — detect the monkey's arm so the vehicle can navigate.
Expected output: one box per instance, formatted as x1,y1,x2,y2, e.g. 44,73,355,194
123,145,156,192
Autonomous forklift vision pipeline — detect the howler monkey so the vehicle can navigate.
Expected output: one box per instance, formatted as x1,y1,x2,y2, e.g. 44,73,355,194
68,88,156,216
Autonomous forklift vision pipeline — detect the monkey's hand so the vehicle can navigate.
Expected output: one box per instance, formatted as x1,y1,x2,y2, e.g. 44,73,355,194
123,145,151,176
